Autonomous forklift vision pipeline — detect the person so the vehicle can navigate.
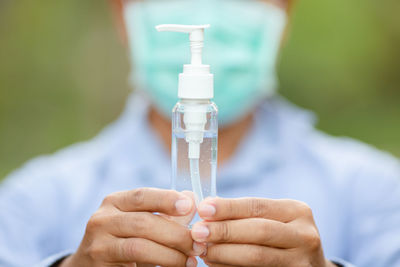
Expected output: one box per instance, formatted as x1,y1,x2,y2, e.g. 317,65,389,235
1,0,400,266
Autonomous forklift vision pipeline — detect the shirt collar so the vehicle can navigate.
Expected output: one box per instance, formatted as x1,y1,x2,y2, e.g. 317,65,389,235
97,92,170,189
218,96,316,188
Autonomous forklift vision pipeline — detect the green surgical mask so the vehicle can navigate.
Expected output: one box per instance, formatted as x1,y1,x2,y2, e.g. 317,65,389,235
124,0,287,126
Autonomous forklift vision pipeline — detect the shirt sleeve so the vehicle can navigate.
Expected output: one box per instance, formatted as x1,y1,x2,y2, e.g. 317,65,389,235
33,250,72,267
0,157,72,266
331,258,357,267
346,158,400,266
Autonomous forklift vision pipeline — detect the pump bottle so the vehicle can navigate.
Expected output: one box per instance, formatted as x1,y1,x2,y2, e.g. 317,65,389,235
156,24,218,207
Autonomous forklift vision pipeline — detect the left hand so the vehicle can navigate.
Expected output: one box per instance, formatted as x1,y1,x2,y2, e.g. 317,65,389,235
191,197,336,267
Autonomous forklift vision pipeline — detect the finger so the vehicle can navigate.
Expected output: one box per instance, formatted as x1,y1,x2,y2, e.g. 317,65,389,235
202,261,236,267
112,237,191,267
172,191,197,225
203,243,289,267
198,197,305,222
192,218,299,248
160,191,197,226
107,211,204,256
103,188,194,216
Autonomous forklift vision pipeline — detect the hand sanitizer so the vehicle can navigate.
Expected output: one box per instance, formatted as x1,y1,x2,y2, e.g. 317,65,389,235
156,24,218,207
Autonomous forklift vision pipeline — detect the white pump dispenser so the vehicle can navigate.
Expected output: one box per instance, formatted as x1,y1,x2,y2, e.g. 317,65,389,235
157,24,218,207
156,24,214,159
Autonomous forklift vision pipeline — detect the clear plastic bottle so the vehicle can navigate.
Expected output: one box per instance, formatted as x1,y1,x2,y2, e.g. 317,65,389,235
172,99,218,206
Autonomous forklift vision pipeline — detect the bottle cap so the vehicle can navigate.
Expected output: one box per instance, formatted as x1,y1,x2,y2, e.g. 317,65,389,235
156,24,214,100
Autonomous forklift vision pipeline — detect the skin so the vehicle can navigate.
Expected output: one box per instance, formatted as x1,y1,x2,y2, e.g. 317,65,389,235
61,188,204,267
61,0,336,266
193,198,334,267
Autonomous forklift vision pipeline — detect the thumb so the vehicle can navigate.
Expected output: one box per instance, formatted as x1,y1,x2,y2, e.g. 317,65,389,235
159,191,196,226
175,191,196,225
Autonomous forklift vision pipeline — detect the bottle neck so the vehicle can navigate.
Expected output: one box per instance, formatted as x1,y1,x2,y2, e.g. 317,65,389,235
180,98,211,105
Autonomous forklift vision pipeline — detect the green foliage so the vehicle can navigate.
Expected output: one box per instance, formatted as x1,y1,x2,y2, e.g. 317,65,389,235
279,0,400,156
0,0,399,179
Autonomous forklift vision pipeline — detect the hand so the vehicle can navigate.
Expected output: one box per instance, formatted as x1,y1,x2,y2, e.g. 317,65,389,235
61,188,205,267
191,197,336,267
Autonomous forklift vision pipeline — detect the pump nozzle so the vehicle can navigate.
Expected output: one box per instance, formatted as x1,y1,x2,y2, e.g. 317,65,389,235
156,24,210,65
156,24,213,100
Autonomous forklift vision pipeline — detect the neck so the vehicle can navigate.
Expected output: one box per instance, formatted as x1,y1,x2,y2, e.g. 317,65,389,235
148,107,253,165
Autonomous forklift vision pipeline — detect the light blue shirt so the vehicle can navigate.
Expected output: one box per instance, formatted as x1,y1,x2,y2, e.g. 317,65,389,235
1,93,400,267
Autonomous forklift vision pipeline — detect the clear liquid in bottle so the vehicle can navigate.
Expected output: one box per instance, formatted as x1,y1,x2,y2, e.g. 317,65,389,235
171,100,218,208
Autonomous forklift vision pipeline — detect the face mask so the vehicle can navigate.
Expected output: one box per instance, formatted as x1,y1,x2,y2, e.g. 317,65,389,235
124,0,287,126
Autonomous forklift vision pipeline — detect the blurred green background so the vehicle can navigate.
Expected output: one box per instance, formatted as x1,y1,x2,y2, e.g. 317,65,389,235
0,0,399,179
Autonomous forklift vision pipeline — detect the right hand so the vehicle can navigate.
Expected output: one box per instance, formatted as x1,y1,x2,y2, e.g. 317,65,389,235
61,188,204,267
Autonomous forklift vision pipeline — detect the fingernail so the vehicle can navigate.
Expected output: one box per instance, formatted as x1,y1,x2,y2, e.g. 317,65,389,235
175,196,192,215
192,224,210,241
192,242,206,256
186,256,197,267
198,202,216,218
